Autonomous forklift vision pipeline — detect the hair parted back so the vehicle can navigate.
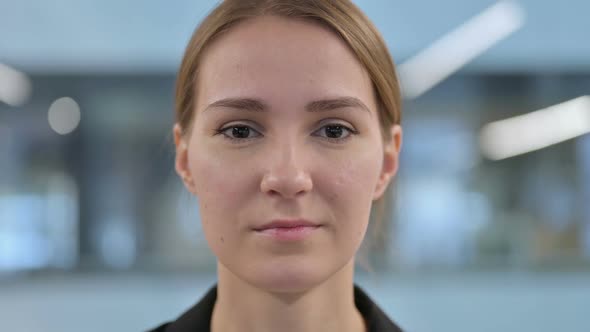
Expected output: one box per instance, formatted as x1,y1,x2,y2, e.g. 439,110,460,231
176,0,401,135
175,0,402,270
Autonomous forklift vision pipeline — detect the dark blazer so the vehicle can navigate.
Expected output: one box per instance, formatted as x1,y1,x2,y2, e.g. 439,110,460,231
148,283,403,332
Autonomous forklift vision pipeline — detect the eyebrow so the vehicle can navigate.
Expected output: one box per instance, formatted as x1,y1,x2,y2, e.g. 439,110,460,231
203,96,371,115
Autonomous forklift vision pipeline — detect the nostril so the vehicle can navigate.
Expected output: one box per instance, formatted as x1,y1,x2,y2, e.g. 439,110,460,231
260,170,313,198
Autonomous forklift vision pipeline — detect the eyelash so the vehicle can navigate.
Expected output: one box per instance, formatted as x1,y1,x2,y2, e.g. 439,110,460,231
214,123,358,144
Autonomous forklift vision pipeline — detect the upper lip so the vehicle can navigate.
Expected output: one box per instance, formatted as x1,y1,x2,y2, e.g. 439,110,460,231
254,219,320,231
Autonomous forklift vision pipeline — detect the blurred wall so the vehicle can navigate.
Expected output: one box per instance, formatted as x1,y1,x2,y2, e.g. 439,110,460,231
1,0,589,73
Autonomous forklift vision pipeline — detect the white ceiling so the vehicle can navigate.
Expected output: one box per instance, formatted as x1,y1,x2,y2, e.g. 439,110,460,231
0,0,588,73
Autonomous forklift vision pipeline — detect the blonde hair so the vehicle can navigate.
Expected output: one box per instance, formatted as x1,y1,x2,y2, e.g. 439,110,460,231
175,0,402,270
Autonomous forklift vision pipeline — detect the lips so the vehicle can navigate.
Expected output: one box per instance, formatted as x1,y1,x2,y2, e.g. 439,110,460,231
253,219,320,231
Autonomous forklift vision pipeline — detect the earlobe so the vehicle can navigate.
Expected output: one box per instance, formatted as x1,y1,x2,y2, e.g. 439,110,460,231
372,175,391,201
173,123,197,195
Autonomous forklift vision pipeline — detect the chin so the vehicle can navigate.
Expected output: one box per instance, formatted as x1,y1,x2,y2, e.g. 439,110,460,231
243,258,333,295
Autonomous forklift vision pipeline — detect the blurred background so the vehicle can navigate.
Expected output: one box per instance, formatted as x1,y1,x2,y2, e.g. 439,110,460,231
1,0,589,331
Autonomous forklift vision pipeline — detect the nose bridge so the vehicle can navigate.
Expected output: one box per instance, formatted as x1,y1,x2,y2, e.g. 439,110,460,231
276,134,301,169
260,133,312,198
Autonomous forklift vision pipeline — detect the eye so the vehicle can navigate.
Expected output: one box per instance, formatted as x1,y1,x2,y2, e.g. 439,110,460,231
215,124,262,143
313,124,357,143
215,123,357,144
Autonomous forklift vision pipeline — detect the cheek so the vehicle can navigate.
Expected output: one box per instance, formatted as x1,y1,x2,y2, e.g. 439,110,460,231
188,144,251,204
317,146,382,238
186,144,256,244
325,148,382,205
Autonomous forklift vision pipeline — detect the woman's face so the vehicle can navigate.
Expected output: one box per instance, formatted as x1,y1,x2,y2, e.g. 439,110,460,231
175,16,401,293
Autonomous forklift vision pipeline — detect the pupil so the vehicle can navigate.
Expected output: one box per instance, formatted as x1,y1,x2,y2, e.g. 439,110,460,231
233,126,250,138
326,126,343,138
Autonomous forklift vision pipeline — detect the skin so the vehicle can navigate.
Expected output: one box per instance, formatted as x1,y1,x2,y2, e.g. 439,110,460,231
174,16,402,332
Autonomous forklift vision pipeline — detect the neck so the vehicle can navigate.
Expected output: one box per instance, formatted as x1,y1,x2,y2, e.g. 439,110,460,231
211,259,367,332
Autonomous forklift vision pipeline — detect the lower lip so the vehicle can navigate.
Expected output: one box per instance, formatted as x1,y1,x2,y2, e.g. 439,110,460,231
254,225,321,241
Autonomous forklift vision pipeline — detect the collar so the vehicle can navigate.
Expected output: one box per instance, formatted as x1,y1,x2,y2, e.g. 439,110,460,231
150,283,403,332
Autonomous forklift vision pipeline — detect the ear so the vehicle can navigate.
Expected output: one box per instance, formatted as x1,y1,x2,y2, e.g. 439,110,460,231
373,124,402,200
174,123,197,195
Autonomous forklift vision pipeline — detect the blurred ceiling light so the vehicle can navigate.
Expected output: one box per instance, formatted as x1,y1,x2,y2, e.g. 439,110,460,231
48,97,81,135
480,96,590,160
399,0,525,99
0,63,32,107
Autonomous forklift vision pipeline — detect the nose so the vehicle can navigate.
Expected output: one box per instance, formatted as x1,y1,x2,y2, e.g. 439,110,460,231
260,142,313,199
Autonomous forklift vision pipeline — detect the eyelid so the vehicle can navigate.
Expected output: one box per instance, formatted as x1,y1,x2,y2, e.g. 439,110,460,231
314,118,357,133
220,120,261,130
316,118,356,129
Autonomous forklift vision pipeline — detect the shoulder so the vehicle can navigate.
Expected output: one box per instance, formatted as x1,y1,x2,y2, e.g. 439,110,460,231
145,285,217,332
146,322,170,332
354,284,404,332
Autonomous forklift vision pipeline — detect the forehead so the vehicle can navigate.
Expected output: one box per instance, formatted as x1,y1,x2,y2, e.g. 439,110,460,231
195,16,376,112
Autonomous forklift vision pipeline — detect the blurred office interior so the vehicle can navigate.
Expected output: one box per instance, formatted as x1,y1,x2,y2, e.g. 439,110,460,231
0,0,589,331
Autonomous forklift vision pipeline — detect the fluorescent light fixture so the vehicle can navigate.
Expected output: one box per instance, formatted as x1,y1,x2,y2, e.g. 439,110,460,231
0,63,32,107
480,96,590,160
48,97,81,135
399,0,525,99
